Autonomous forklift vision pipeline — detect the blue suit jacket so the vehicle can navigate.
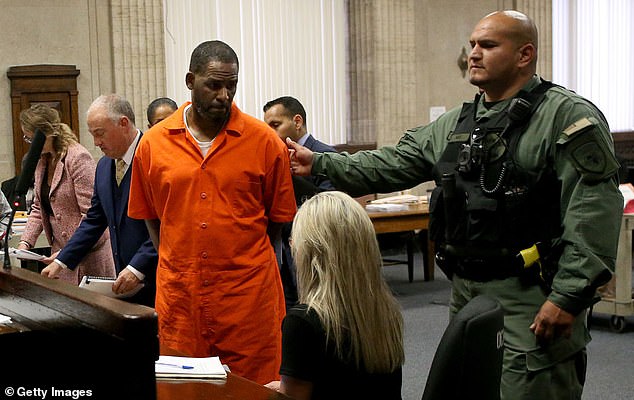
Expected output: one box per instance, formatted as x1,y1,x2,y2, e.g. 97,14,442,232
57,142,157,306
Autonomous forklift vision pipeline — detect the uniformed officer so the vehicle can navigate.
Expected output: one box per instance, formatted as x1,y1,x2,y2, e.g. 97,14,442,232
286,10,623,400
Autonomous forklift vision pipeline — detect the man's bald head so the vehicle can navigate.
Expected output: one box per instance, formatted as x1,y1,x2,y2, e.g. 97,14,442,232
482,10,538,61
469,10,539,100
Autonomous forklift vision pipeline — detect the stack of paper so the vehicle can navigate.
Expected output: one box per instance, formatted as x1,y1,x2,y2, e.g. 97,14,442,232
365,203,409,212
155,355,227,379
370,194,426,204
79,276,144,299
9,247,45,261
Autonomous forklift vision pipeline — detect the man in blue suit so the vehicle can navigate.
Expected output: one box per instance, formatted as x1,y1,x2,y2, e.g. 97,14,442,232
263,96,336,309
41,94,157,307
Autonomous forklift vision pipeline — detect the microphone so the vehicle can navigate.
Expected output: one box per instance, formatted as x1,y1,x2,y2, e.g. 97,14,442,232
13,129,46,208
4,128,45,269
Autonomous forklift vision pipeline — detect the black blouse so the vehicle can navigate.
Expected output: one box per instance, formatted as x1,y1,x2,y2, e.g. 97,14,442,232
280,304,402,400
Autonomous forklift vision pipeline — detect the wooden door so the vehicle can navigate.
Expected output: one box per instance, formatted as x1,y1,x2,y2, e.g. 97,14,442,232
7,65,80,174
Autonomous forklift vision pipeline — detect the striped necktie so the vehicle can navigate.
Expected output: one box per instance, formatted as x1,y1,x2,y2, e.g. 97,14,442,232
115,159,127,186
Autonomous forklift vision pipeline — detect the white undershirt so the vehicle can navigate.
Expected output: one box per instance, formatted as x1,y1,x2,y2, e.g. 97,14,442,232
184,104,215,157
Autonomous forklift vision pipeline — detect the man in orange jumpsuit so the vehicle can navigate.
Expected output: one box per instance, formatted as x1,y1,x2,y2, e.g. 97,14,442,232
128,40,297,384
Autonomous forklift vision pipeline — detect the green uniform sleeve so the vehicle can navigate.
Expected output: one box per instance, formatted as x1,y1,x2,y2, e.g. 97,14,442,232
311,108,460,197
545,92,623,314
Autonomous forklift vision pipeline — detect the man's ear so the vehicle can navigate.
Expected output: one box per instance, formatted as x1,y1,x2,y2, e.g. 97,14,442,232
293,114,304,130
185,72,195,90
517,43,536,68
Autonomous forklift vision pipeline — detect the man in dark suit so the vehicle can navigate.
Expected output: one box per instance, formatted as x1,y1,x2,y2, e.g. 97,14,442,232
263,96,336,309
41,94,157,307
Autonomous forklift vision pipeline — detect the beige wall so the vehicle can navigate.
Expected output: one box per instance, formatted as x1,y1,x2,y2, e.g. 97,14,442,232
0,0,165,184
0,1,111,182
383,0,549,147
0,1,549,185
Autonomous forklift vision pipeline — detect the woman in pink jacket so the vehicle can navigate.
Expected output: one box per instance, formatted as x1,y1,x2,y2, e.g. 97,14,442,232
17,104,114,285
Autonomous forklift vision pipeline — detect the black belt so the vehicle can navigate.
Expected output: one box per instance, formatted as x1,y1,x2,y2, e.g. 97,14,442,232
453,256,523,282
442,244,524,281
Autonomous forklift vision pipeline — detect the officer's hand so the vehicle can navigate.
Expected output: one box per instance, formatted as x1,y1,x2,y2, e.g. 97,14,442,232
529,300,574,344
112,268,142,295
286,138,314,176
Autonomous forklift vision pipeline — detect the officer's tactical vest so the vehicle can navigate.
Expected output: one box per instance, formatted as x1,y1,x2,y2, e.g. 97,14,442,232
429,80,561,263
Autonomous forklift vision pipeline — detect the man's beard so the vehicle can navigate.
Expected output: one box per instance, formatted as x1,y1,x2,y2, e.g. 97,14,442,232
195,102,230,125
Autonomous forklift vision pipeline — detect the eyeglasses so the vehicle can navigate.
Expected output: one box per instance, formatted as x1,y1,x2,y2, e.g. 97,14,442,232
23,135,33,144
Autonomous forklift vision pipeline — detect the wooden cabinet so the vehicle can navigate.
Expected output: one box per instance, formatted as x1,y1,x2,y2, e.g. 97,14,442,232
7,64,80,174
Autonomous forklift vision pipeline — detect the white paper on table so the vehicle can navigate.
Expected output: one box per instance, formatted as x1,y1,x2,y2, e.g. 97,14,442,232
365,203,409,212
155,355,227,379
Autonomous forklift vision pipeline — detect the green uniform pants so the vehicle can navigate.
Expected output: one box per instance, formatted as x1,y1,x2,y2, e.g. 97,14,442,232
450,275,589,400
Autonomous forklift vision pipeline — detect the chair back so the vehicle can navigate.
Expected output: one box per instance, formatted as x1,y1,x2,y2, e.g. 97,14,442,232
422,294,504,400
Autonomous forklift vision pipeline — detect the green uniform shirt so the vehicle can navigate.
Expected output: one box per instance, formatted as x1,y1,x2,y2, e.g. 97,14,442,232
313,75,623,314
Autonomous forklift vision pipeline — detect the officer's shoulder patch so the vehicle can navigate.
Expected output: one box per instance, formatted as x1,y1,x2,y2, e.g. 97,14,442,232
559,117,619,182
571,142,607,174
563,117,593,137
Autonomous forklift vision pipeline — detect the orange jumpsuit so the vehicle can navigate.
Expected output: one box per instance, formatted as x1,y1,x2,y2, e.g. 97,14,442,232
128,102,296,384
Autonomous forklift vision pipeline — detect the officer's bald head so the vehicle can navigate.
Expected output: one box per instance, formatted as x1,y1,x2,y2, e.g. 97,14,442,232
479,10,538,69
483,11,538,50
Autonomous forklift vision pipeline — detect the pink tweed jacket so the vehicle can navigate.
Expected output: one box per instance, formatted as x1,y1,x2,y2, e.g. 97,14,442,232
21,143,115,285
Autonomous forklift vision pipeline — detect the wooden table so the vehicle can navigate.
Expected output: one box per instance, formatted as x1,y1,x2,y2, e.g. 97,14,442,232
365,202,435,281
157,374,290,400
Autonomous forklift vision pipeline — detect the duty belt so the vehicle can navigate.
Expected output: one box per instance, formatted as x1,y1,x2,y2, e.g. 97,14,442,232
444,243,546,282
454,256,522,282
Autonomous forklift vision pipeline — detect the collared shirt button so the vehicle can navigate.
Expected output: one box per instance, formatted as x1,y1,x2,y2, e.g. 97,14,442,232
201,252,208,259
61,231,67,238
201,223,208,229
203,280,210,286
200,192,207,199
201,164,206,170
56,214,62,220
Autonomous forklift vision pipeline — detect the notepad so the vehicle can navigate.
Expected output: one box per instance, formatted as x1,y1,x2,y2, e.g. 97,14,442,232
155,355,227,379
9,247,46,261
79,275,144,299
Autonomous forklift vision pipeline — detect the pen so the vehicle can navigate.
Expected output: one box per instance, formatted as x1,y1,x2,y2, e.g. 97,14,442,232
155,362,194,370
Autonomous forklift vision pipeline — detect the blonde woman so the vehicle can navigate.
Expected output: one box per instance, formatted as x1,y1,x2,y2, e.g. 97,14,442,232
17,104,114,284
267,191,405,399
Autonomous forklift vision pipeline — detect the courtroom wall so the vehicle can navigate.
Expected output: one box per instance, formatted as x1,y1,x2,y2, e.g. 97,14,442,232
0,0,548,184
0,1,115,182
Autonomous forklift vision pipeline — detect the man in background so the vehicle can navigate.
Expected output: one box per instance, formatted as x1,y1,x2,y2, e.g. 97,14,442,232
263,96,336,309
146,97,178,128
287,10,622,399
41,94,157,307
129,40,296,384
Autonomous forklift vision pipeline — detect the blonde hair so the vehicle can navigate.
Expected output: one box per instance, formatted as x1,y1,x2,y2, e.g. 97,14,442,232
20,104,77,160
291,191,404,373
